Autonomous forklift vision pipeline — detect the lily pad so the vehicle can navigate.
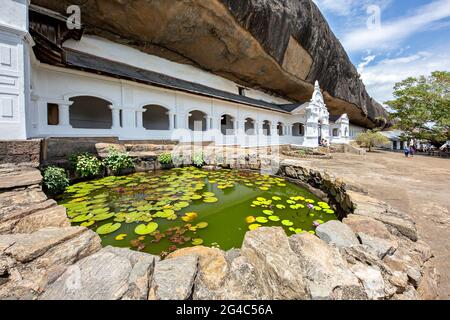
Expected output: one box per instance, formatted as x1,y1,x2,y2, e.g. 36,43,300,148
115,233,127,241
96,222,121,235
281,220,294,227
203,197,218,203
72,214,93,223
91,213,114,221
262,210,274,216
248,223,261,231
268,215,280,222
192,238,204,246
196,222,208,229
255,217,268,224
80,220,95,227
135,222,159,235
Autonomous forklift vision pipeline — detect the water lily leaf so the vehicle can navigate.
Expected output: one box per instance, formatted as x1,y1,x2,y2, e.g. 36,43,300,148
181,212,198,222
115,233,127,240
80,220,95,227
262,210,274,216
268,215,280,222
277,183,286,187
248,223,261,231
192,238,204,246
281,220,294,227
91,213,114,221
96,222,121,235
245,216,256,224
305,199,315,204
255,217,268,224
276,204,286,210
196,222,208,229
202,192,215,197
135,222,159,235
174,201,190,209
259,187,269,191
203,197,218,203
272,196,282,201
72,214,93,223
190,194,202,200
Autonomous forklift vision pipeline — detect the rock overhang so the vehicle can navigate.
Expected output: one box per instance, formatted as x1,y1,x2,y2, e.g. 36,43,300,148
30,0,389,128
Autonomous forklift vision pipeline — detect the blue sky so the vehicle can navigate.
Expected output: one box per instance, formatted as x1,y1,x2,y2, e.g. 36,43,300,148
313,0,450,103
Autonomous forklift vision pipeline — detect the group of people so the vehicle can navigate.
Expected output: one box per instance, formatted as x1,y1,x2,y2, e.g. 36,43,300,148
404,145,417,158
319,139,329,147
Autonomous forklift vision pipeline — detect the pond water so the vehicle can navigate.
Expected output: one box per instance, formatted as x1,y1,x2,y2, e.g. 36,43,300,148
59,167,338,257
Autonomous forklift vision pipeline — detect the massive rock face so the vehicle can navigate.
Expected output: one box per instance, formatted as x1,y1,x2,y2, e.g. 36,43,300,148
32,0,388,128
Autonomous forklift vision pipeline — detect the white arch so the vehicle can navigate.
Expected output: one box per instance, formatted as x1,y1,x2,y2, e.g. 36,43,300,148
138,101,174,113
63,92,118,106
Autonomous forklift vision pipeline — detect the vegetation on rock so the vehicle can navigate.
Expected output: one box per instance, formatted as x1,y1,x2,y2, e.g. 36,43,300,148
70,152,103,178
43,166,69,195
356,131,390,152
103,147,135,173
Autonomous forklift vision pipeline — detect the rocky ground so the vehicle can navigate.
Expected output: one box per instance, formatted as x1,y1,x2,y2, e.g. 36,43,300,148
0,152,441,300
296,150,449,299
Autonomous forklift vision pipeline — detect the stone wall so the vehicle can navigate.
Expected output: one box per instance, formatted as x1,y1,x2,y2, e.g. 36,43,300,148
0,140,41,167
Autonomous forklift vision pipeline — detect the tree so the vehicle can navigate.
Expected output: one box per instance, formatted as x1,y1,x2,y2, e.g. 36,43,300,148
356,131,390,152
385,71,450,145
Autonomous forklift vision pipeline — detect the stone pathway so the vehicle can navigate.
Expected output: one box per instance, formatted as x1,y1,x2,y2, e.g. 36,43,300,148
296,151,450,299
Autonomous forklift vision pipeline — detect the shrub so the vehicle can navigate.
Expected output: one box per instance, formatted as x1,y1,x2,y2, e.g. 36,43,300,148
70,152,103,178
157,152,173,165
103,147,135,173
43,166,69,195
356,131,390,152
193,152,204,167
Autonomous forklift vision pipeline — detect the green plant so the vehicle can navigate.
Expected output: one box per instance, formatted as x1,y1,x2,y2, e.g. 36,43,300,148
356,131,390,152
103,147,134,173
157,152,173,165
43,166,69,195
193,152,204,167
297,149,307,157
70,152,103,178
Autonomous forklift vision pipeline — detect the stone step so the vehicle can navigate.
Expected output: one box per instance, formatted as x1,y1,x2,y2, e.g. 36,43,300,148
0,227,102,300
0,187,49,223
0,167,42,190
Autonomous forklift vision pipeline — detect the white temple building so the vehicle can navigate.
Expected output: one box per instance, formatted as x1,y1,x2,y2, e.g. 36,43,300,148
0,1,362,148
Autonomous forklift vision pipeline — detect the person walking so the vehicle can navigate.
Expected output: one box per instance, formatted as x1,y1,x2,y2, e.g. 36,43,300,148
404,145,410,158
409,145,415,157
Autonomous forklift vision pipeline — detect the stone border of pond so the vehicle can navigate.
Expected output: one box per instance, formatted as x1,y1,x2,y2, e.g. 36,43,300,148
0,156,439,300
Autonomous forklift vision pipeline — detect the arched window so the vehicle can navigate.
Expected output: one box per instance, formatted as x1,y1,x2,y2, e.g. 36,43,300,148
69,96,112,129
262,120,271,136
221,114,235,135
332,128,340,137
189,110,207,131
244,118,255,135
143,105,170,130
292,123,305,137
277,122,284,136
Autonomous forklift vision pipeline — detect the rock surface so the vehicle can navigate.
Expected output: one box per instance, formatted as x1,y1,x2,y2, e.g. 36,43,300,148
289,233,365,300
240,227,309,299
32,0,388,127
41,246,158,300
148,254,198,300
316,220,359,248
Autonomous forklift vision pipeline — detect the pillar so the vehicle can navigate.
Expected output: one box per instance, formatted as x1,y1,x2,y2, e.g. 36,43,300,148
58,101,73,128
110,105,121,129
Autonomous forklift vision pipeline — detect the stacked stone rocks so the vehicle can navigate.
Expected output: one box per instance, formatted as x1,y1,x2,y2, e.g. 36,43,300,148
0,156,439,300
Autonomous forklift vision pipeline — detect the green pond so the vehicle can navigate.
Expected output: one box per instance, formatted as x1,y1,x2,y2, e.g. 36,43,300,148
58,167,338,257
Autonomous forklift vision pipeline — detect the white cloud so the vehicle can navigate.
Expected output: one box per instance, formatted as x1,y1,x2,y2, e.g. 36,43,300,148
359,49,450,102
343,0,450,53
357,55,376,73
